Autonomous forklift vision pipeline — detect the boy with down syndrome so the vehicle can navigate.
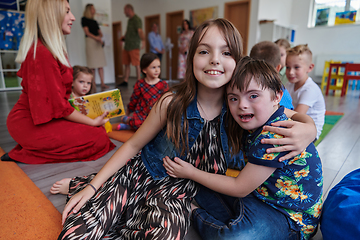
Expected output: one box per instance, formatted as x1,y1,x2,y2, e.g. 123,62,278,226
164,57,323,240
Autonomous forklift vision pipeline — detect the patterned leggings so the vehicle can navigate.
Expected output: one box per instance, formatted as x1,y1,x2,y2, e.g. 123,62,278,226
58,154,197,240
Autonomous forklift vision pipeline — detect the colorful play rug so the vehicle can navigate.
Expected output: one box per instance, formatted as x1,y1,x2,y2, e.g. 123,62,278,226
314,111,344,146
0,148,62,239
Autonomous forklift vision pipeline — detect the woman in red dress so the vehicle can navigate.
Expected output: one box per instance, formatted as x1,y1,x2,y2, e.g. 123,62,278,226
2,0,115,164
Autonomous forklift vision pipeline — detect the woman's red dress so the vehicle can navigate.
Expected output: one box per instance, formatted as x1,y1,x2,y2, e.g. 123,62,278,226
6,41,115,164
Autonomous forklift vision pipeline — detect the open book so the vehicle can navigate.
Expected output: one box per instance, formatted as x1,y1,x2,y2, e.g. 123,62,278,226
69,89,125,120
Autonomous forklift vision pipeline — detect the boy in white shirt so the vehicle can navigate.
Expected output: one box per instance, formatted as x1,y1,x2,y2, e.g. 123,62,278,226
285,44,325,140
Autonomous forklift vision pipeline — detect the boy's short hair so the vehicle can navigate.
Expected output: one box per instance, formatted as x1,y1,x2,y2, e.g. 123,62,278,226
226,56,283,155
274,38,291,49
250,41,281,68
287,44,313,62
229,56,283,99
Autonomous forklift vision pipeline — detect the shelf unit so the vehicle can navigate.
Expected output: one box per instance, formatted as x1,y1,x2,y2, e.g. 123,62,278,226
258,22,295,43
0,0,25,91
0,50,21,91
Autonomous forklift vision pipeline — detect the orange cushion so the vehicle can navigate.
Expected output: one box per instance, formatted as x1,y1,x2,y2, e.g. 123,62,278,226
107,129,136,142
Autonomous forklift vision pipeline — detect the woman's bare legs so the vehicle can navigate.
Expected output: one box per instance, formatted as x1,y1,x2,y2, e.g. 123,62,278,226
98,67,109,89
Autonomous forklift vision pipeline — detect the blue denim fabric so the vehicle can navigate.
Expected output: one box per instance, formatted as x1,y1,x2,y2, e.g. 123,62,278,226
141,95,245,180
192,188,301,240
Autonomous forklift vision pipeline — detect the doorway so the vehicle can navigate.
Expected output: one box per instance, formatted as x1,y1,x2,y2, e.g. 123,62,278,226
145,14,161,53
166,10,183,80
224,0,250,55
112,21,123,85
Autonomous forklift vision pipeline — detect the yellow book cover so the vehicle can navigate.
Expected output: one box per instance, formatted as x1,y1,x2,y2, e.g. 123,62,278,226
69,89,125,120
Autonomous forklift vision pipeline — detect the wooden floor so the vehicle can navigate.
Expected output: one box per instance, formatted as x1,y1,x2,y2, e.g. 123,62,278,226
1,78,360,239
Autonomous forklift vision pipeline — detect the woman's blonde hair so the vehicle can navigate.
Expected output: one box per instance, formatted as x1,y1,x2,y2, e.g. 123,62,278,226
83,4,94,19
163,18,243,155
15,0,70,67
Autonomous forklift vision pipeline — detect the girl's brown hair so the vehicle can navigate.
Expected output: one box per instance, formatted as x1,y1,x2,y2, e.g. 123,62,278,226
72,65,95,95
226,56,283,155
140,53,160,76
163,18,243,155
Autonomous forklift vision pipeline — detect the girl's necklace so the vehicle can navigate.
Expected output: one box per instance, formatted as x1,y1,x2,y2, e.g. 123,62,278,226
197,100,209,120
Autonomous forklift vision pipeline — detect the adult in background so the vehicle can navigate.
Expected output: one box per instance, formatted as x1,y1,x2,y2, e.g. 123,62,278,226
1,0,115,164
177,19,194,80
148,23,165,62
119,4,145,87
82,4,108,90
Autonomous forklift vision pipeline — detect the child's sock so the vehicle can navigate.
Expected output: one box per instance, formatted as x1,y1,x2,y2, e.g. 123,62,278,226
116,123,131,130
121,116,129,123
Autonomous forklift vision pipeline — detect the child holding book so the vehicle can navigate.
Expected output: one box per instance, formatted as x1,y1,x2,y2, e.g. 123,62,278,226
2,0,115,164
115,52,169,130
71,65,95,98
70,65,114,133
164,57,323,240
50,19,316,239
285,44,326,140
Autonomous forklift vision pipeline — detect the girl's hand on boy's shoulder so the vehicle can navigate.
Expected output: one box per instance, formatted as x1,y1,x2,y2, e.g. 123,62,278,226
261,120,311,162
163,156,194,179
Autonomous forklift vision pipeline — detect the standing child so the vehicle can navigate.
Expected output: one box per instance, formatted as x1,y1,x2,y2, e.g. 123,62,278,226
116,53,169,130
250,40,293,110
50,19,316,240
275,38,291,85
71,65,95,98
285,44,326,140
164,57,323,240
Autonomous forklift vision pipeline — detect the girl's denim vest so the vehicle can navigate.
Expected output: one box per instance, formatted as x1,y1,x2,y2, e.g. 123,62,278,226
141,96,244,180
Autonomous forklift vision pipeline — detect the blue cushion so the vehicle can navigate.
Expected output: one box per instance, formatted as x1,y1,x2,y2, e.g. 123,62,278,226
320,169,360,239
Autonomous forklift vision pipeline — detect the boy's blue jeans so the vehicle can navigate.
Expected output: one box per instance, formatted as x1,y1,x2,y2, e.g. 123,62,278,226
193,186,300,240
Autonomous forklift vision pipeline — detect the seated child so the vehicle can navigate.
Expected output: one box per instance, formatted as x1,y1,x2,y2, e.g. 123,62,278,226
275,38,291,85
250,40,293,110
71,65,95,98
71,65,111,132
116,53,169,130
285,44,325,140
163,57,323,240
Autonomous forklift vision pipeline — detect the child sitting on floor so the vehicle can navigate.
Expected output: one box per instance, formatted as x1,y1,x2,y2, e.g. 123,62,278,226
71,65,112,132
71,65,95,98
164,57,323,240
285,44,326,140
115,53,169,130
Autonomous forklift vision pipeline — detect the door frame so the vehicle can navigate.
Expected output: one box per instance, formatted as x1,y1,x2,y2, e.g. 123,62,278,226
112,21,123,85
224,0,251,55
166,10,184,80
145,14,161,54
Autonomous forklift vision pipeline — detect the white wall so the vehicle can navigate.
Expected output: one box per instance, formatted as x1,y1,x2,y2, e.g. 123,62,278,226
111,0,260,78
258,0,293,26
66,0,114,85
68,0,359,82
290,0,360,81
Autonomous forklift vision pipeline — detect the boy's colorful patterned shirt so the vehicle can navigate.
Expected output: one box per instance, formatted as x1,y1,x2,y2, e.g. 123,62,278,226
243,106,323,240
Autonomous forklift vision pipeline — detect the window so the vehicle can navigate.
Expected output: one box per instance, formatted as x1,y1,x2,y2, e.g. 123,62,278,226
311,0,360,27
